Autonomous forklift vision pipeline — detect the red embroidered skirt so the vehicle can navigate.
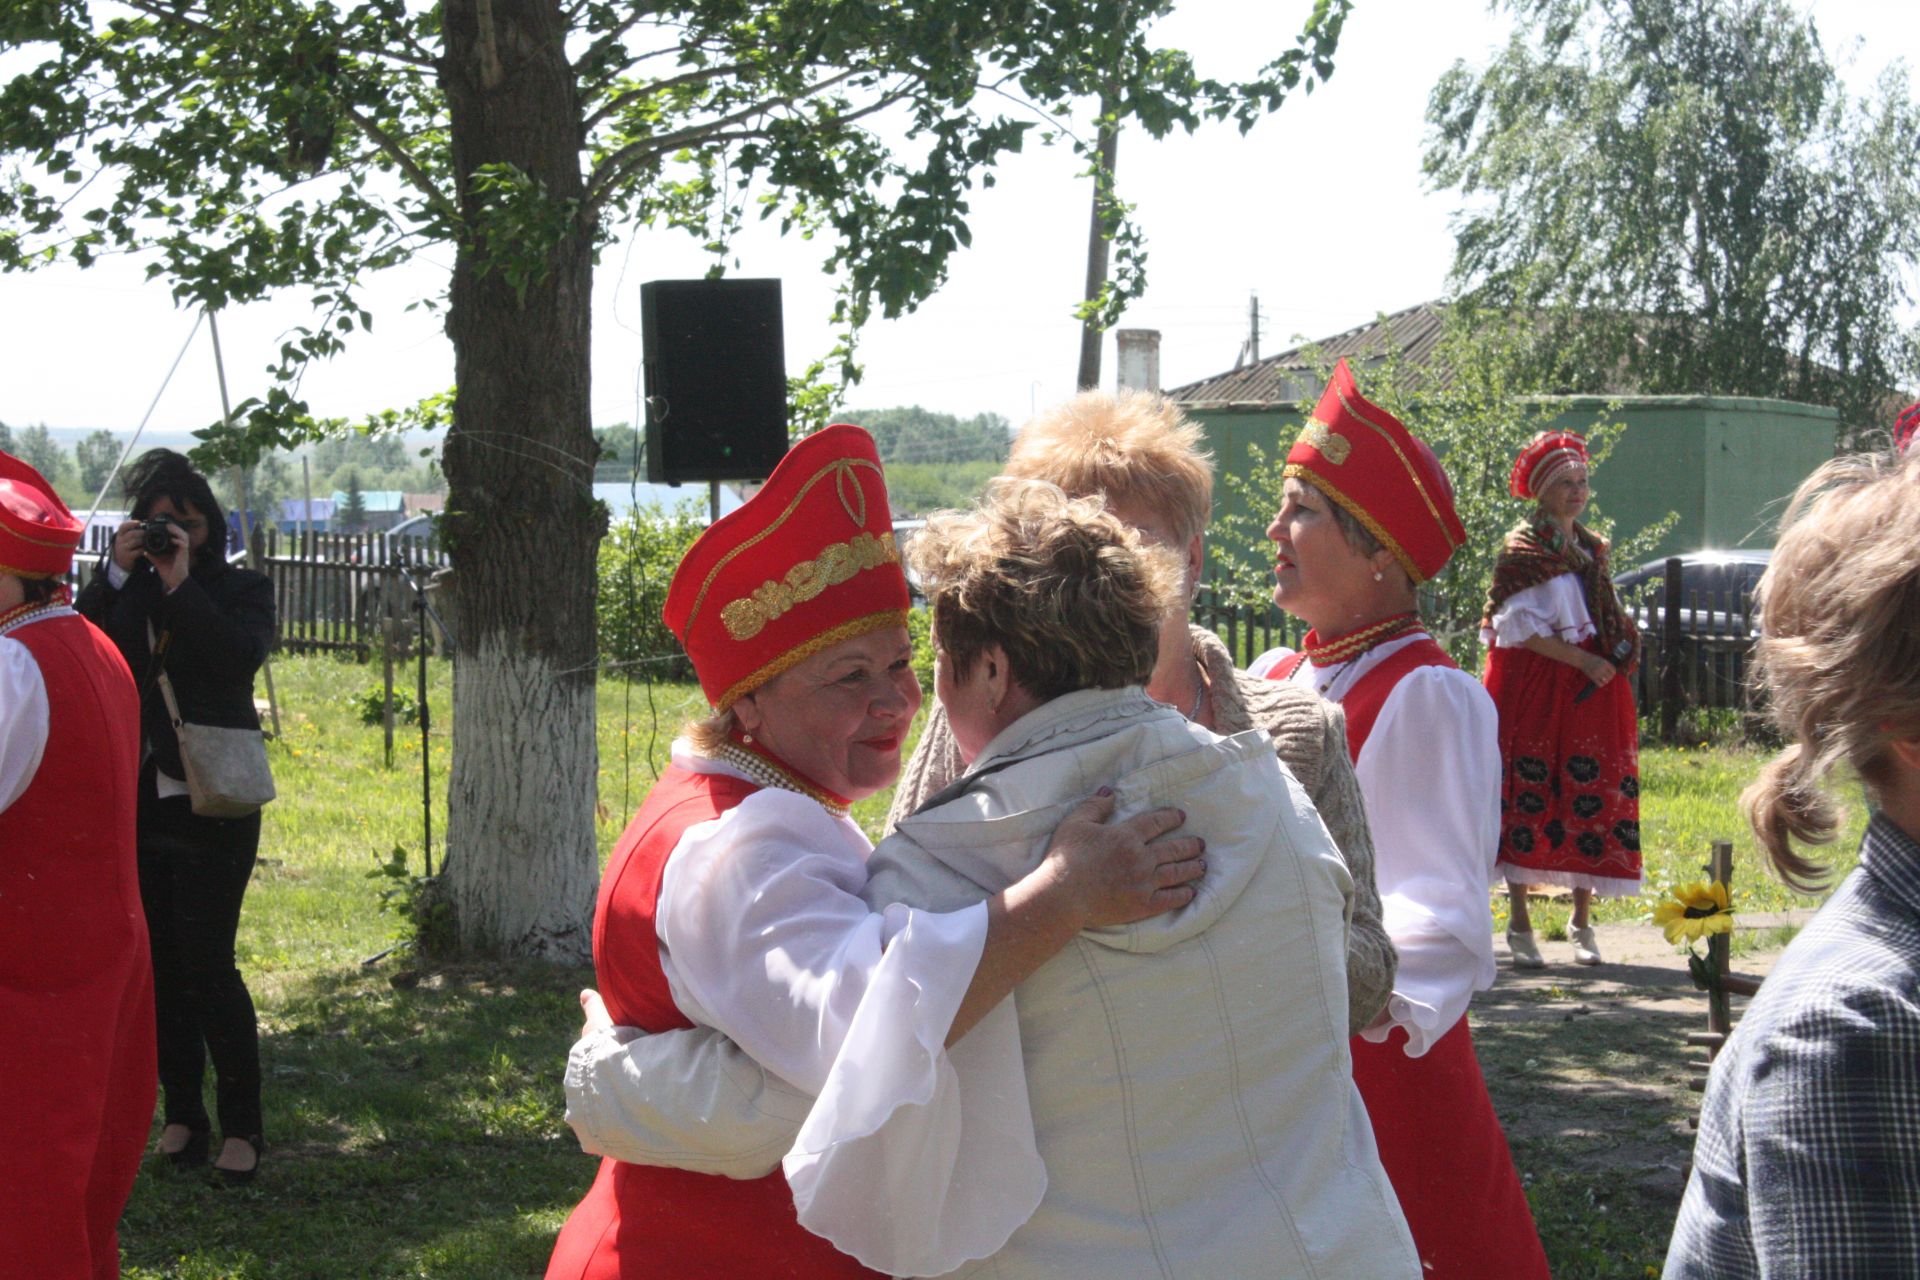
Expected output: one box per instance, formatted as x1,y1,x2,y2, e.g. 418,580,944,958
1351,1022,1548,1280
1484,639,1642,895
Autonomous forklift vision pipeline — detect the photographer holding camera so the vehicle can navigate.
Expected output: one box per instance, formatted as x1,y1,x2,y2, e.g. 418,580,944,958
75,448,275,1185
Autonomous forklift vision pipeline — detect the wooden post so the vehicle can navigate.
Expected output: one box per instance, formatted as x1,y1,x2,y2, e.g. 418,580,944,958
1661,556,1684,744
382,615,396,769
1707,839,1734,1043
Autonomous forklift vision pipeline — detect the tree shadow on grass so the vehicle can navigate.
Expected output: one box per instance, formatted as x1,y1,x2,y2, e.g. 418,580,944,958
1473,960,1716,1279
123,959,601,1279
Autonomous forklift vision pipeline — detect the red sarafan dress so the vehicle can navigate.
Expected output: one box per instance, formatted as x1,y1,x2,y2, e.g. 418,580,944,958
0,602,155,1280
1481,519,1642,896
544,763,881,1280
1267,626,1549,1280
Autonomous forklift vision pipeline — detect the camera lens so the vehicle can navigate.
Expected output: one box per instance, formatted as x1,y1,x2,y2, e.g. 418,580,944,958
142,521,175,554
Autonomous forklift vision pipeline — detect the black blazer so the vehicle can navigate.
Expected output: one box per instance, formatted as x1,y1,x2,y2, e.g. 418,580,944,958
75,556,276,780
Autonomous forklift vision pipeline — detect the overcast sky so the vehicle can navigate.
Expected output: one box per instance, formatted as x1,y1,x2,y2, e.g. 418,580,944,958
1,0,1914,441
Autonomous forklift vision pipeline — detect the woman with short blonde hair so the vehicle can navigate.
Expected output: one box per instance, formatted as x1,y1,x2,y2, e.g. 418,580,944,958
1666,446,1920,1277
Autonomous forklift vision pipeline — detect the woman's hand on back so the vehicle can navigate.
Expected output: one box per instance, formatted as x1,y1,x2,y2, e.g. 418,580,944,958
1038,790,1205,929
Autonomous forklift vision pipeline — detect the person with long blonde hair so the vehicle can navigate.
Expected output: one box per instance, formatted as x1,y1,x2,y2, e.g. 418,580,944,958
1665,446,1920,1277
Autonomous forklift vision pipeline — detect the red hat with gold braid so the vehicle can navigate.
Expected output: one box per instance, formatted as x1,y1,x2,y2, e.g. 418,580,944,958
1509,430,1590,500
1283,358,1466,584
1895,402,1919,455
664,424,910,711
0,448,83,580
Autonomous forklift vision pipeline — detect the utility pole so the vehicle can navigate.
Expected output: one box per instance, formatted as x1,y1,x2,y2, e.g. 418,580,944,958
1248,291,1262,364
1075,104,1121,391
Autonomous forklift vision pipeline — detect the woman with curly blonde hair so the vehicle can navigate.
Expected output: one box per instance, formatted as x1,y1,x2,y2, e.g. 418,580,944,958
1666,446,1920,1278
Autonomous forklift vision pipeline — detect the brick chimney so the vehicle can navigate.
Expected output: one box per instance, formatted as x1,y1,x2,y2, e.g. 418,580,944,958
1115,329,1161,393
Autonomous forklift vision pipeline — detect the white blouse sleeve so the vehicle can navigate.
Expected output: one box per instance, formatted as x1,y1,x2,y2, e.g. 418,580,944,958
563,1022,810,1179
659,792,1040,1276
0,637,50,815
657,787,989,1098
1483,573,1594,648
1353,667,1501,1057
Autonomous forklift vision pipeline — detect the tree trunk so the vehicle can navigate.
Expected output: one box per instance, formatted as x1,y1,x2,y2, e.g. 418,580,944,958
438,0,600,961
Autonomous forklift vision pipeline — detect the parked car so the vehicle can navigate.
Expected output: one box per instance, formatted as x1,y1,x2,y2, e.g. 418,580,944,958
1612,549,1770,640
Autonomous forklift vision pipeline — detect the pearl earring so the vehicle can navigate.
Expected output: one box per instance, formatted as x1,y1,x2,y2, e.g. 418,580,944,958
741,732,754,744
1372,570,1384,582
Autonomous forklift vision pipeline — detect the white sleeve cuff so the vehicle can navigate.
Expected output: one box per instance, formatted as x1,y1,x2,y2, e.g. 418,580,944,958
563,1023,811,1179
785,900,1047,1277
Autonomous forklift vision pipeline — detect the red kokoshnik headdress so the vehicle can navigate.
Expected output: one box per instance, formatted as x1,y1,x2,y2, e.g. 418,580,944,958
0,448,83,580
664,423,911,711
1283,358,1466,584
1894,402,1919,455
1509,430,1590,500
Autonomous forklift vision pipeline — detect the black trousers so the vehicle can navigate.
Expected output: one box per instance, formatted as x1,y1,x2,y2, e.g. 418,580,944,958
136,779,263,1141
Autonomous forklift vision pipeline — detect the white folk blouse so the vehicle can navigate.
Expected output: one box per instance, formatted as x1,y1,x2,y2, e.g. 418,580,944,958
648,744,1041,1274
1251,635,1502,1056
0,628,53,813
1478,573,1595,650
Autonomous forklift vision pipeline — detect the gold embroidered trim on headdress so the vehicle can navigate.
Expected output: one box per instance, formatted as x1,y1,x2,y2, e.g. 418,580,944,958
0,558,57,580
1296,417,1353,464
0,521,79,549
684,457,885,634
713,608,911,711
1283,464,1426,585
1332,385,1460,553
719,531,899,641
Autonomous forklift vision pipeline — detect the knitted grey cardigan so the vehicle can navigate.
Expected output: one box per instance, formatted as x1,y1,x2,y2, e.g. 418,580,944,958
886,625,1398,1036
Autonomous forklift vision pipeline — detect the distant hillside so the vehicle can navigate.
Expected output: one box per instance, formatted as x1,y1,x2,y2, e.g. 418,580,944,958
33,426,204,454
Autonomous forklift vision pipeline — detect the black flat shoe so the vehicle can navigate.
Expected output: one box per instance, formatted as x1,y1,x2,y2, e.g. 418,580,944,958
162,1128,210,1170
210,1135,263,1187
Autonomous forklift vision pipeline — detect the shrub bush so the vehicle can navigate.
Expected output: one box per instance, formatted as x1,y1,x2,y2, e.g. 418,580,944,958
597,504,707,681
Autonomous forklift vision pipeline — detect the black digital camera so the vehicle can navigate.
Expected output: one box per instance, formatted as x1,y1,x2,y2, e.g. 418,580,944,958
140,519,178,554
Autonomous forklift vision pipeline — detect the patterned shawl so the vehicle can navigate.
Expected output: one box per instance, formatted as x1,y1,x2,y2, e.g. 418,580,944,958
1482,516,1640,672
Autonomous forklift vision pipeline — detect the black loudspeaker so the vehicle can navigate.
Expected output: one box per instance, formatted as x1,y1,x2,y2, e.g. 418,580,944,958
641,278,788,484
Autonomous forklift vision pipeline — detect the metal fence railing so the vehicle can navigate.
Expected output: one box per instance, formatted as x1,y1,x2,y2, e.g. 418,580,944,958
1192,559,1759,746
1189,584,1307,668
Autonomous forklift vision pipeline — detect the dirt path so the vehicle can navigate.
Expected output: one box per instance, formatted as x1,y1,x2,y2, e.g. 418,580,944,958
1468,914,1814,1276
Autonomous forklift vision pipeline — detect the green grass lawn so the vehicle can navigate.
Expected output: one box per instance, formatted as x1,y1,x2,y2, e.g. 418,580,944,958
121,655,1863,1277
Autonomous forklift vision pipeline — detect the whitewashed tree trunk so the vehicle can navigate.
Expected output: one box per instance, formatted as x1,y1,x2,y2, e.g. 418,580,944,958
445,643,598,961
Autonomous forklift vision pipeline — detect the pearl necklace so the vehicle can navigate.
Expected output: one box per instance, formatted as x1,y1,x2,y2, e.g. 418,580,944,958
0,599,73,636
712,741,852,819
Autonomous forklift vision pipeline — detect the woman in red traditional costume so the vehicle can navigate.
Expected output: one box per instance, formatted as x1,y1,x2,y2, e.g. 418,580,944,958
0,449,155,1279
1249,359,1549,1279
1482,432,1642,968
543,425,1200,1279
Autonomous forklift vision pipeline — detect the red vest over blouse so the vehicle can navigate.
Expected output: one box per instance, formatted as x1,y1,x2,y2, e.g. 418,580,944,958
1270,632,1549,1280
1271,634,1458,762
545,763,881,1280
0,611,154,1280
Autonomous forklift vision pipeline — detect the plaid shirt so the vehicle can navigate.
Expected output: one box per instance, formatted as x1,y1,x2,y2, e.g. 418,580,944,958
1665,813,1920,1279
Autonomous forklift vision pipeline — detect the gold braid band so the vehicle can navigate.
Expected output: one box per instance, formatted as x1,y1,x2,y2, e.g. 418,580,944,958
1301,612,1425,666
713,608,911,712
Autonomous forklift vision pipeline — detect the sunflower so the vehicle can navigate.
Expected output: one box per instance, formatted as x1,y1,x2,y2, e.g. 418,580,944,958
1653,880,1735,945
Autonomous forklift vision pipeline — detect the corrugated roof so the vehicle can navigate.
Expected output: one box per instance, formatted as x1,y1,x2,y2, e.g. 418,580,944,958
1168,302,1449,408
